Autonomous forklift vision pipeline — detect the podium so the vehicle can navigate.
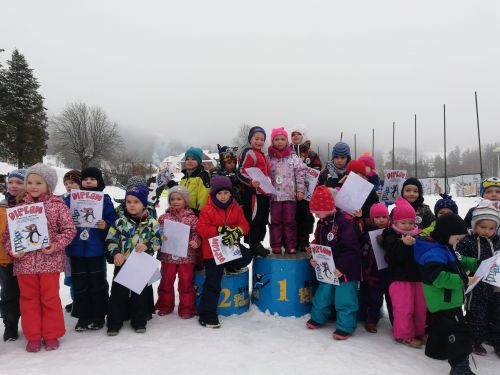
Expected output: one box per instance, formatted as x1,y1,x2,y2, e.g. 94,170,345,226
194,267,250,317
251,252,317,317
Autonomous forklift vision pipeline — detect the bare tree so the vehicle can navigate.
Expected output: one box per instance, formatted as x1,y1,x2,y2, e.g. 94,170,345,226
232,123,251,148
51,103,122,169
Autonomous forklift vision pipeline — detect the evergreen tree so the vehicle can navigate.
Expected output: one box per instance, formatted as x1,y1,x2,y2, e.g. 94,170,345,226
13,230,25,252
0,49,48,167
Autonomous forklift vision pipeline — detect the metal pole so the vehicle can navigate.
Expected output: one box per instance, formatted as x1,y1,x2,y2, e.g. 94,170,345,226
475,92,484,179
372,128,374,156
328,143,330,160
414,114,418,178
444,104,447,193
340,132,343,142
392,122,395,169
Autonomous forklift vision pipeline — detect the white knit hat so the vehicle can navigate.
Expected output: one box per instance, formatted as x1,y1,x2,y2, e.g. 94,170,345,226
26,163,58,194
471,200,500,232
168,185,190,207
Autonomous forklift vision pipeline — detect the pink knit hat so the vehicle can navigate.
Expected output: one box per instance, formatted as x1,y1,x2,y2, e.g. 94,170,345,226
359,152,376,170
271,127,288,142
369,203,390,224
393,197,416,222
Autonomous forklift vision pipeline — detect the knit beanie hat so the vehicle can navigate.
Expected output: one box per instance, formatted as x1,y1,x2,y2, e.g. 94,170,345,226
434,193,459,216
184,147,203,166
331,142,351,159
402,177,424,208
210,176,233,196
126,184,148,209
126,175,146,191
370,203,390,223
431,213,468,245
247,126,267,143
168,185,190,207
480,177,500,197
346,160,367,176
310,185,336,215
26,163,58,194
81,167,106,191
359,152,376,170
471,200,500,232
271,127,288,142
63,170,81,186
7,168,27,182
393,197,416,222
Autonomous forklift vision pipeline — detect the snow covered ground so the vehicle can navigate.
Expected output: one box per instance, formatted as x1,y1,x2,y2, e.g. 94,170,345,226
0,178,498,374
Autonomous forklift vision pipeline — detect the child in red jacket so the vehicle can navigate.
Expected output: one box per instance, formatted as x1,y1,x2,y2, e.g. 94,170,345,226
196,176,252,328
4,164,76,352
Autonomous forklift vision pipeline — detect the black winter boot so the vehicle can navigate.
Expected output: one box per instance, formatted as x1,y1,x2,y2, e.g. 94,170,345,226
449,359,476,375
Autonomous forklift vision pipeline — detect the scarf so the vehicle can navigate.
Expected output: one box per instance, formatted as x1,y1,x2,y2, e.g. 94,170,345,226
268,145,292,159
391,223,421,237
326,161,346,180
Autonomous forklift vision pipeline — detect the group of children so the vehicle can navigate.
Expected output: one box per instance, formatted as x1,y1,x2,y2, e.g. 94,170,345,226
0,125,499,375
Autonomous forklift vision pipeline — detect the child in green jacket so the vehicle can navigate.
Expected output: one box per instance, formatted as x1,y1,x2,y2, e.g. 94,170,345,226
414,213,479,375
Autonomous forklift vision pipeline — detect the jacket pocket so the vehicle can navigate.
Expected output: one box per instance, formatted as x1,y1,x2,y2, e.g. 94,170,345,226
443,288,452,303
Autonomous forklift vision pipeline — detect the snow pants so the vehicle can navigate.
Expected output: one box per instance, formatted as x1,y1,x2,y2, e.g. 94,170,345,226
155,262,195,316
242,191,270,249
269,200,297,251
426,307,472,367
70,256,108,322
465,282,500,348
0,264,20,331
17,273,65,341
295,199,315,244
389,281,427,340
311,281,359,334
198,244,252,322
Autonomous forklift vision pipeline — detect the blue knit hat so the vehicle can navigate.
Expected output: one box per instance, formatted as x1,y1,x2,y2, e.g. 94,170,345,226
434,193,458,216
184,147,203,166
7,169,27,182
247,126,266,143
480,177,500,197
126,184,149,209
331,142,351,159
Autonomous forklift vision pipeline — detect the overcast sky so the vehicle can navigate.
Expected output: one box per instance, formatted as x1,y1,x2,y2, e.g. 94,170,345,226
2,0,499,156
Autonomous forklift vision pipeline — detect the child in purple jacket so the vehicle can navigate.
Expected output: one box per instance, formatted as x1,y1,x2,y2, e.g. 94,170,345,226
268,127,305,255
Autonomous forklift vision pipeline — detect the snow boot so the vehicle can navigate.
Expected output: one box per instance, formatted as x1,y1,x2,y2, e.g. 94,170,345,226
3,326,19,341
26,339,42,353
272,248,282,255
396,338,422,348
134,326,146,334
199,317,221,328
449,359,476,375
64,302,73,313
107,327,120,336
306,319,323,329
472,341,487,356
251,244,269,258
44,338,59,351
88,319,105,330
333,329,351,340
365,323,377,333
75,319,91,332
285,248,297,254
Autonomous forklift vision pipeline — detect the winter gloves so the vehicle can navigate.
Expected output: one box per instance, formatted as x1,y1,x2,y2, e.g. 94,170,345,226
218,227,244,246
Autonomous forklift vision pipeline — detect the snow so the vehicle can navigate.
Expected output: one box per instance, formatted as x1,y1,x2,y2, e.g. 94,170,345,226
0,162,16,176
1,195,498,375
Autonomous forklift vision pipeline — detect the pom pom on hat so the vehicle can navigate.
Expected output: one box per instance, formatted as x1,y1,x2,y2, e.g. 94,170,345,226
359,152,376,170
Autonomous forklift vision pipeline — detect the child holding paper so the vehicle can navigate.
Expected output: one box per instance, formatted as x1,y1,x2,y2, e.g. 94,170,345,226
156,186,201,318
106,185,161,336
318,142,351,188
268,127,305,255
381,197,427,348
396,177,435,230
0,169,26,342
196,176,252,328
237,126,271,258
290,126,322,252
4,164,76,352
64,167,116,332
455,200,500,357
414,213,479,375
360,203,392,333
306,186,361,340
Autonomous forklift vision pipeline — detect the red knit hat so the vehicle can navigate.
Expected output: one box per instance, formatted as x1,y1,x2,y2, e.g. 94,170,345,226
346,160,367,176
393,197,416,222
369,203,390,224
310,185,336,214
359,152,376,170
271,127,288,142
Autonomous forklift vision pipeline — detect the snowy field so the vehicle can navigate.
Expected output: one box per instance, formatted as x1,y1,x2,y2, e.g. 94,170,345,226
0,165,498,374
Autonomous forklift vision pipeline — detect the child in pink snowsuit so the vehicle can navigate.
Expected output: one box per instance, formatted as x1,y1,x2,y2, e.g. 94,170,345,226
156,186,201,318
268,127,305,255
381,197,427,348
